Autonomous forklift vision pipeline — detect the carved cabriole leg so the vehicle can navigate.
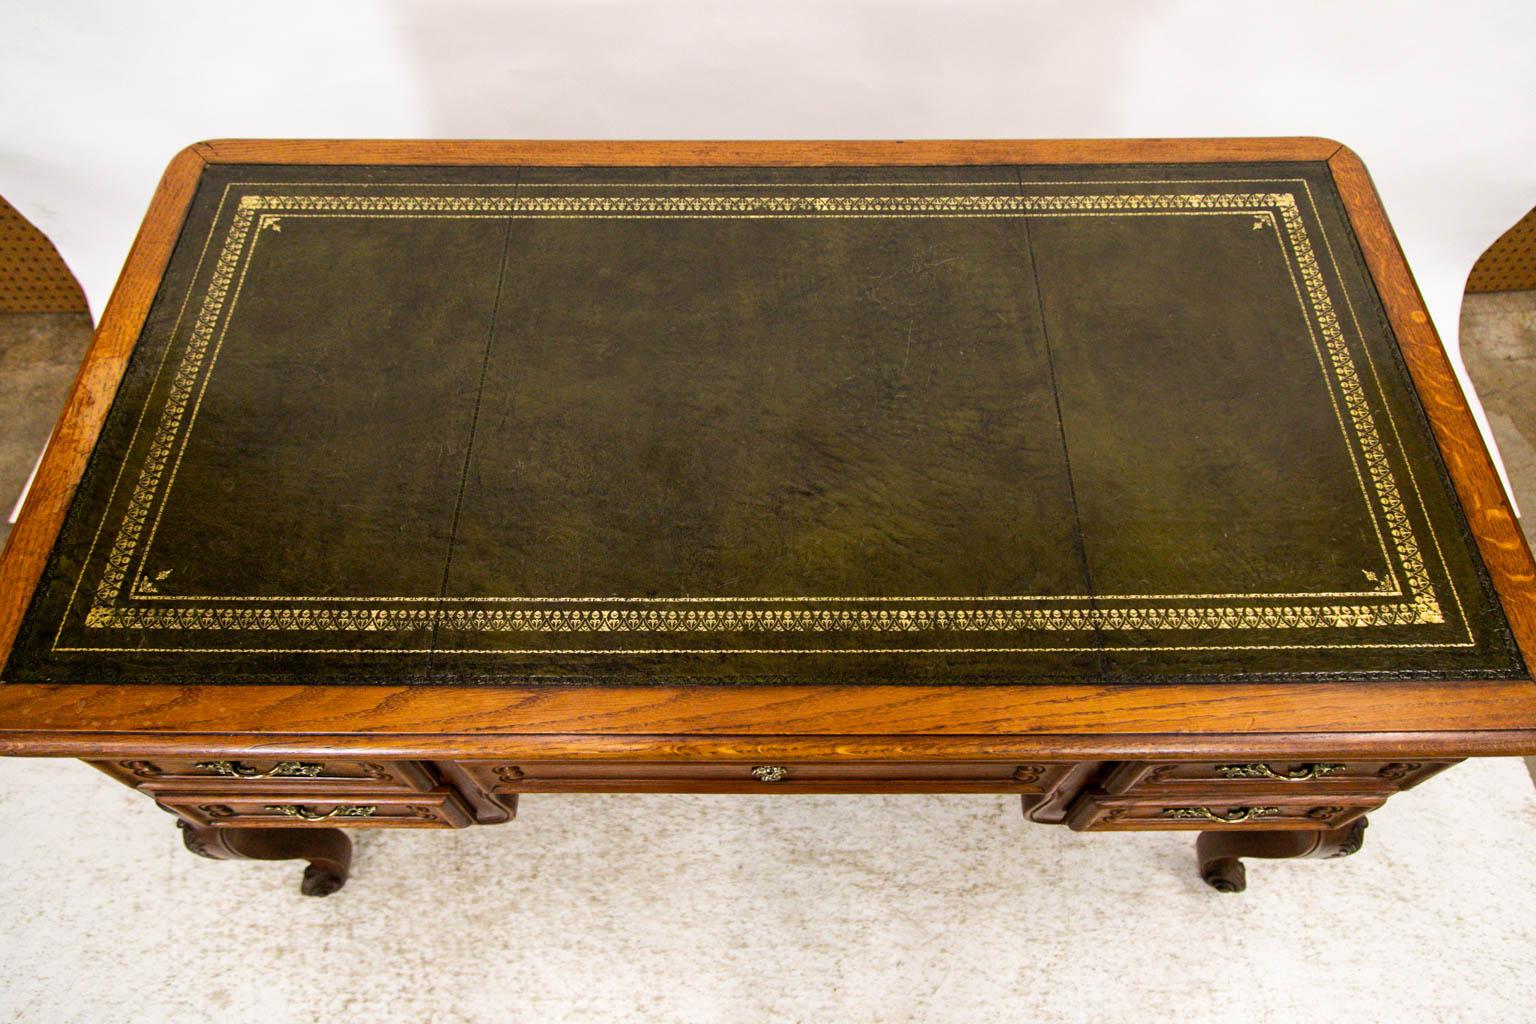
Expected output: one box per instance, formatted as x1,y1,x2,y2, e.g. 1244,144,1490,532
1197,817,1368,893
178,820,353,896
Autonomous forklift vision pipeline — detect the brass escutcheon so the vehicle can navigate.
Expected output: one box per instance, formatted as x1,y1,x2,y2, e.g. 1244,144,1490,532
750,765,789,783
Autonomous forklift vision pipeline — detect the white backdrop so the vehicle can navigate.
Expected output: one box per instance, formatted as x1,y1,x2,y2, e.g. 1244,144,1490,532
3,0,1534,473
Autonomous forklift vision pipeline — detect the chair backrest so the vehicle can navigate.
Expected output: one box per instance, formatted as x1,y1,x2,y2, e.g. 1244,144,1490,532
0,195,87,315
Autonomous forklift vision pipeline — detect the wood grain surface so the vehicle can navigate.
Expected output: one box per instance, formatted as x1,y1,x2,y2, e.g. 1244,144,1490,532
193,137,1345,167
1,679,1535,759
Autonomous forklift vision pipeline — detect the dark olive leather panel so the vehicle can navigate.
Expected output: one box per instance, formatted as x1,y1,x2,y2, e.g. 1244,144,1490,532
448,216,1080,599
1033,213,1381,596
152,215,504,600
4,161,1522,684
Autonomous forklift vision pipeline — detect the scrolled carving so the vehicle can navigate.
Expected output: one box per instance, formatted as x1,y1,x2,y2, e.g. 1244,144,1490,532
1011,764,1047,784
1330,818,1369,858
494,765,526,783
177,820,212,858
1377,762,1421,781
119,760,162,779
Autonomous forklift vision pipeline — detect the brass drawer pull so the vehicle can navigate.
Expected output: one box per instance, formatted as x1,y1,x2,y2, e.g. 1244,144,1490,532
263,804,378,822
1160,806,1280,824
1213,762,1345,782
750,765,789,783
195,760,325,779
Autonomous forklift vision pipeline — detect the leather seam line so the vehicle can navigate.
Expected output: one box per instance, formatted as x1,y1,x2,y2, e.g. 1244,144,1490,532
1014,165,1105,678
431,174,522,663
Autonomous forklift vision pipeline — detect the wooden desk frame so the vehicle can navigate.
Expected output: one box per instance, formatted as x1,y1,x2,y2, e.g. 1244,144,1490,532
3,139,1535,894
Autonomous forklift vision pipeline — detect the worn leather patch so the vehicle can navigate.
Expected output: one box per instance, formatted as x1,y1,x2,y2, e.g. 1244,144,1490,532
4,162,1522,684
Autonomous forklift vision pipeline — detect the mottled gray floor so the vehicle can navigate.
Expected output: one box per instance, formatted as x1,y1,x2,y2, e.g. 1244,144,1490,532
0,312,91,548
1461,290,1536,546
1457,289,1536,785
0,756,1534,1024
2,300,1536,1022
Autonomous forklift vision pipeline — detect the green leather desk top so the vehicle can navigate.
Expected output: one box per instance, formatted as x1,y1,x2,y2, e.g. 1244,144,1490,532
3,161,1522,686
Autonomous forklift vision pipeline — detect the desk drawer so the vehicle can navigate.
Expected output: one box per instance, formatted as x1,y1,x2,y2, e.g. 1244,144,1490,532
1068,792,1384,832
98,758,435,792
1101,759,1455,795
463,761,1073,794
155,789,473,828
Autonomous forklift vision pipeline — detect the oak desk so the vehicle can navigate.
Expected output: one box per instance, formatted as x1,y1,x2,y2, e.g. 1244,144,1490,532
4,139,1536,895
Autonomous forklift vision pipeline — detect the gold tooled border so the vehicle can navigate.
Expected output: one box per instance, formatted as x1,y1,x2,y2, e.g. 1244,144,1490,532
62,187,1459,649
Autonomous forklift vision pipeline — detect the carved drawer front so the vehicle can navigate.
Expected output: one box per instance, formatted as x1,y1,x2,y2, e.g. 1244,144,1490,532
1101,759,1456,795
462,761,1074,794
99,758,435,792
154,789,473,828
1067,792,1385,832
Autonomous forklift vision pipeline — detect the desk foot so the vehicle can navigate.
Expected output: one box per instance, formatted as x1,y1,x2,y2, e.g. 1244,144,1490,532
1197,817,1367,893
178,820,353,896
